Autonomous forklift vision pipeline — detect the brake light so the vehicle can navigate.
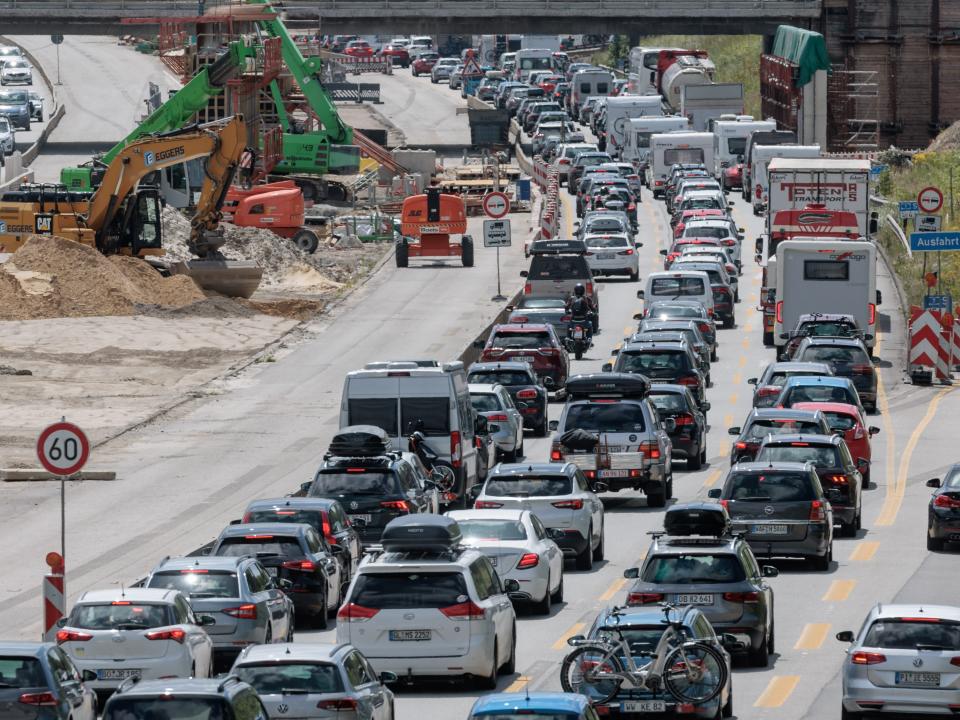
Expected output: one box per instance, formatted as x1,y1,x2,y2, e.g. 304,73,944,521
337,603,379,621
550,444,563,461
755,183,762,199
851,651,886,665
853,364,874,375
517,553,540,569
868,302,876,325
719,499,729,511
809,500,827,522
640,440,660,459
146,629,186,644
676,375,700,389
619,248,634,255
559,158,571,164
673,414,695,426
282,560,316,571
628,203,636,211
517,389,537,399
179,569,209,574
318,699,358,711
451,431,462,469
776,301,783,324
475,500,504,509
561,314,572,322
245,534,273,539
321,512,335,544
734,442,748,449
552,499,584,509
440,601,485,620
486,413,509,422
826,474,849,485
758,386,780,397
586,282,593,295
55,630,91,644
627,592,664,605
223,604,257,619
950,657,960,667
380,500,411,513
655,180,664,187
934,494,960,509
18,693,57,707
524,282,532,294
723,591,759,603
511,315,529,323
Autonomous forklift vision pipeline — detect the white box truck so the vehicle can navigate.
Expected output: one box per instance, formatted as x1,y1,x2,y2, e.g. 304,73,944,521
623,115,690,173
774,239,877,353
680,83,744,131
749,144,821,215
711,117,776,178
521,35,561,51
603,95,664,158
647,131,715,197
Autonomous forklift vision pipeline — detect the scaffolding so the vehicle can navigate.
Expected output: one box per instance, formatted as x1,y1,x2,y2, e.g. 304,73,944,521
827,63,880,151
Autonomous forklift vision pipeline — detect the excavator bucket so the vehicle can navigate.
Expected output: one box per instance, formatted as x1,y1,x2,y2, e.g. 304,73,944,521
171,260,263,299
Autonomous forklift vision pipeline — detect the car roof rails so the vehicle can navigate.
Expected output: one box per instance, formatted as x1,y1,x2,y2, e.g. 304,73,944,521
529,238,587,255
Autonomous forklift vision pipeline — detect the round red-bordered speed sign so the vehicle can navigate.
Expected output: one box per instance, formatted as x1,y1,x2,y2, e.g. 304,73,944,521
482,191,510,219
918,186,944,214
36,422,89,476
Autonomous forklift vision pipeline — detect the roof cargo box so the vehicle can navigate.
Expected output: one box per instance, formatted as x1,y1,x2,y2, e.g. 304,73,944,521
565,372,651,399
381,515,463,553
529,239,587,255
328,425,391,458
664,502,730,537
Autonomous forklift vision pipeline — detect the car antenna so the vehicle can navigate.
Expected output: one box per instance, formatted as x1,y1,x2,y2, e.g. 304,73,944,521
120,582,126,598
285,645,291,654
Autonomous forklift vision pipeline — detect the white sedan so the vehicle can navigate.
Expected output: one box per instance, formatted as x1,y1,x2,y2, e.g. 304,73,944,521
447,509,565,614
584,232,639,281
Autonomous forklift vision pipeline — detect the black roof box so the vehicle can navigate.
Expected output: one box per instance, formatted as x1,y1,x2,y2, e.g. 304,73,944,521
664,502,730,537
529,239,587,256
381,515,463,553
328,425,391,458
565,372,650,399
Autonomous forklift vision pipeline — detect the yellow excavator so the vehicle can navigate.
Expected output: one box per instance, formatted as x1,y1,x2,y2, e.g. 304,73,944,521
0,115,262,297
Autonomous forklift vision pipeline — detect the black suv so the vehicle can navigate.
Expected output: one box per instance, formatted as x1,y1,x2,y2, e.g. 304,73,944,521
467,361,549,436
648,383,709,470
607,340,706,408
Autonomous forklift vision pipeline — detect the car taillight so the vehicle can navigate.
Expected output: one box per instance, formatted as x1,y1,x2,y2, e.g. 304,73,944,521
698,322,711,333
321,513,335,544
755,183,762,199
618,248,634,255
722,238,736,246
440,601,485,620
826,474,849,485
146,629,186,644
776,301,783,324
673,414,695,426
723,591,759,603
640,440,660,459
853,364,874,375
475,500,504,509
512,315,529,323
55,630,91,644
655,180,664,187
868,303,876,325
585,282,593,295
18,693,57,707
222,604,257,619
318,699,358,711
552,499,584,509
676,375,699,388
734,441,748,450
524,282,531,294
809,500,827,522
628,203,636,211
517,389,537,399
337,603,379,621
851,651,886,665
486,413,509,422
380,500,411,513
934,494,960,509
282,560,317,571
719,499,729,511
561,315,572,322
950,657,960,667
627,592,664,605
559,158,571,164
451,431,462,469
550,444,563,461
517,553,540,569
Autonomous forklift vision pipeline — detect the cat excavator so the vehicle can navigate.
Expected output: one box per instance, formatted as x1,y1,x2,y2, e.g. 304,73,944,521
0,115,263,297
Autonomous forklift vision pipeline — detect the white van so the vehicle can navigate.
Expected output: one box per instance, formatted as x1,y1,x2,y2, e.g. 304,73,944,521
339,361,480,506
602,95,664,158
647,131,714,197
623,116,690,170
570,69,614,114
639,270,715,317
514,48,554,82
750,144,821,215
711,118,776,178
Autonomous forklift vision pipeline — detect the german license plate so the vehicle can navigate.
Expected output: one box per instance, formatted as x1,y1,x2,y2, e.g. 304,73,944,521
751,524,788,535
349,514,372,523
896,671,939,686
598,253,615,260
599,469,629,478
513,356,535,363
389,629,431,641
620,700,666,713
98,669,140,681
675,593,713,605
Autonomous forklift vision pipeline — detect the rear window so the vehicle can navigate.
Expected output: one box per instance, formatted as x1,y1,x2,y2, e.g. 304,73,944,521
147,570,239,598
823,411,857,431
650,277,706,297
745,419,822,439
681,197,722,211
519,297,566,309
586,236,629,249
564,402,646,433
727,471,816,501
0,657,44,687
400,396,450,436
684,226,729,239
458,519,527,541
468,371,532,386
529,255,590,280
312,469,400,496
104,699,230,720
801,346,870,368
70,603,172,630
585,220,626,233
798,321,858,337
642,554,745,584
470,394,502,413
491,331,551,349
649,305,702,319
784,384,854,405
234,662,344,694
664,148,705,165
485,474,572,496
863,620,960,650
619,350,691,378
649,392,689,413
350,572,468,608
756,443,839,467
348,398,397,435
217,536,302,558
247,509,321,535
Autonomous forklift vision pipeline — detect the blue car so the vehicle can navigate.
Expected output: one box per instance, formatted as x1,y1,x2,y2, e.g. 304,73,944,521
470,692,599,720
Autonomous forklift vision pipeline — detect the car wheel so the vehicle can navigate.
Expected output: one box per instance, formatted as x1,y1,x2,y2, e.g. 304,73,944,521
861,469,869,489
768,619,775,654
812,546,831,571
647,487,666,508
313,592,329,630
701,443,707,464
533,575,552,615
551,573,564,602
412,69,418,76
534,420,548,438
327,580,342,618
592,522,604,561
665,473,673,500
688,448,702,471
711,348,719,362
763,331,774,347
840,519,858,538
501,628,517,674
722,689,733,718
286,613,295,642
575,526,594,570
748,633,769,667
722,316,734,329
928,534,945,551
630,269,640,282
264,626,272,645
477,641,498,689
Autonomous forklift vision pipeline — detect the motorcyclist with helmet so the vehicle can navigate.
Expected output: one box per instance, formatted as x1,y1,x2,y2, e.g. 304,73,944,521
565,283,597,337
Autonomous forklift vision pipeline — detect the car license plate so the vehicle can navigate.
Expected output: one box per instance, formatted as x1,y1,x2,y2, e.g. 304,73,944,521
620,700,666,713
675,594,714,605
513,356,535,363
266,567,278,577
389,629,431,642
751,524,789,535
598,253,615,260
98,669,140,681
599,469,629,478
349,514,372,523
896,671,939,686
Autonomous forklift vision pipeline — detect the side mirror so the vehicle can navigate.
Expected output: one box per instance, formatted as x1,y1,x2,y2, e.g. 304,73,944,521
503,578,521,593
836,630,855,643
543,376,556,389
658,249,667,256
56,618,68,628
868,426,879,436
567,634,586,646
857,458,870,469
633,312,644,320
475,415,489,434
863,334,874,341
379,671,399,685
876,289,883,305
727,427,741,435
707,488,722,499
738,227,745,233
601,362,613,372
467,484,484,501
520,270,529,277
81,669,98,682
727,202,734,209
623,567,640,579
663,417,676,433
229,519,242,525
197,614,216,627
505,305,514,312
299,480,312,495
488,424,501,433
592,481,609,493
548,420,559,432
547,527,565,541
747,377,758,385
702,402,711,411
350,517,367,529
610,348,620,356
472,339,485,349
636,290,645,298
635,241,643,247
762,565,779,578
927,478,942,488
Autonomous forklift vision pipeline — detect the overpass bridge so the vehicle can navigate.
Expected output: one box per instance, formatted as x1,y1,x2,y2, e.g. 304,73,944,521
0,0,821,35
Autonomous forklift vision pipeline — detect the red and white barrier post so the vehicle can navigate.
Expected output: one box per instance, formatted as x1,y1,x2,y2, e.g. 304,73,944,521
42,552,64,641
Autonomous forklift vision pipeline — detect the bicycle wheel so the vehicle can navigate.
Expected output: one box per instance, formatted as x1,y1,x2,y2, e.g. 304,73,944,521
662,642,728,704
560,645,623,704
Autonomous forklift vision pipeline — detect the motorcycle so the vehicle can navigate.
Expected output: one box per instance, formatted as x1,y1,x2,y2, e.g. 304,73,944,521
565,319,593,360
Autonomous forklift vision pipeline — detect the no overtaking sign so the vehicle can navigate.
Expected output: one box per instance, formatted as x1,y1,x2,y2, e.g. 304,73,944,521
482,192,510,219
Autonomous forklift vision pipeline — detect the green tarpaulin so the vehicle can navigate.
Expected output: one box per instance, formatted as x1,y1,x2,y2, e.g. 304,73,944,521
771,25,831,87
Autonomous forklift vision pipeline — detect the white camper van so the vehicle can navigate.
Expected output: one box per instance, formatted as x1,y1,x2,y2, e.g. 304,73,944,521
647,131,714,197
602,95,664,158
711,117,777,178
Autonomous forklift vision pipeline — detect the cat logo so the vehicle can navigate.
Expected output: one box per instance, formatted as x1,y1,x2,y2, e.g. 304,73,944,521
34,214,54,234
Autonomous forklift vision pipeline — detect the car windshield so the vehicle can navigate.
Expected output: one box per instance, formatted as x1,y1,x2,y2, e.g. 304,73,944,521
649,392,688,413
0,91,27,103
619,350,690,378
727,471,816,501
104,698,228,720
642,554,746,584
485,474,572,497
457,519,527,541
783,384,854,405
823,412,857,431
650,277,706,297
587,236,628,249
470,394,502,413
147,570,240,598
247,509,322,535
0,657,44,687
745,419,823,439
70,603,172,630
684,226,729,239
756,444,839,467
863,620,960,650
529,255,589,280
350,572,468,608
468,371,532,386
311,470,400,496
565,402,646,433
216,536,302,558
4,60,26,68
0,119,9,132
798,322,857,337
233,662,344,695
648,305,702,319
801,346,870,368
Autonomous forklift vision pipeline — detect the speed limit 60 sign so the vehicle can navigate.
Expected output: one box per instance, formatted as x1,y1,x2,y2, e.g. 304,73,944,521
37,422,89,476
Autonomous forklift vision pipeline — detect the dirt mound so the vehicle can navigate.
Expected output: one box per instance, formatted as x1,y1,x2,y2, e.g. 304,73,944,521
0,235,205,320
930,120,960,151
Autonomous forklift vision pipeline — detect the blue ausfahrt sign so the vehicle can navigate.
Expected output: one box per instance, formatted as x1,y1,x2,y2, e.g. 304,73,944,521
910,231,960,252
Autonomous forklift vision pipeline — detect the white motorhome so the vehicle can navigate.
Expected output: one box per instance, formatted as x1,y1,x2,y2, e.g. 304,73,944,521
570,69,614,113
627,45,683,95
749,144,821,215
774,240,877,352
513,48,555,82
680,83,743,131
647,131,714,197
711,117,776,178
602,95,664,158
623,115,690,169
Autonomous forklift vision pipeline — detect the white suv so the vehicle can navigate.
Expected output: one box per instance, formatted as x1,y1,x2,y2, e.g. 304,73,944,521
336,516,517,688
56,588,214,691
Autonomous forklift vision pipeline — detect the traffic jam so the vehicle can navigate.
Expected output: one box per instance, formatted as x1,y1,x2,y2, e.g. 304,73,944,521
11,32,960,720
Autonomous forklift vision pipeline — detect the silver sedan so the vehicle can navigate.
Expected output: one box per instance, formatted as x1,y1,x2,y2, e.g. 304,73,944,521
469,383,524,461
447,509,564,614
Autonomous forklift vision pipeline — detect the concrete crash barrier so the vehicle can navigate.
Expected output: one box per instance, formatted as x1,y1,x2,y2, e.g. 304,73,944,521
1,469,117,481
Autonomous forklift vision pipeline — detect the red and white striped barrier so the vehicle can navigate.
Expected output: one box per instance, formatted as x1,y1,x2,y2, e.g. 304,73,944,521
42,573,64,641
909,307,951,382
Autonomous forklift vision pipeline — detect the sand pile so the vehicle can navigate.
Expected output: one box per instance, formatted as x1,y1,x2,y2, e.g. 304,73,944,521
930,120,960,151
0,235,206,321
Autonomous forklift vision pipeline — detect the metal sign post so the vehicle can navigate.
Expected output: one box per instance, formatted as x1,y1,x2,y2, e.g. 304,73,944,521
51,34,64,86
484,219,512,302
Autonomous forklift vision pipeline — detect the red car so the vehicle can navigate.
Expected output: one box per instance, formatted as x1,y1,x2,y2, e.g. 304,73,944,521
537,74,564,94
673,208,727,238
793,402,879,486
477,323,570,392
722,162,743,190
380,43,410,67
344,40,375,58
411,52,439,76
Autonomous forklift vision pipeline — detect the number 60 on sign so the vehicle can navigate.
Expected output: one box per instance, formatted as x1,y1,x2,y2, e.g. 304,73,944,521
37,422,89,476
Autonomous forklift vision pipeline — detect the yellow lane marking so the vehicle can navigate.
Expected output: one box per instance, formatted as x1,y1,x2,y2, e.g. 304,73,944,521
849,541,880,561
552,623,585,651
749,293,758,303
728,394,738,405
744,323,754,333
823,580,856,602
754,676,801,708
741,337,750,350
876,386,952,526
719,444,730,458
624,325,633,334
505,676,530,692
599,578,627,602
732,373,742,384
723,413,733,426
703,469,722,488
794,623,831,650
738,356,747,368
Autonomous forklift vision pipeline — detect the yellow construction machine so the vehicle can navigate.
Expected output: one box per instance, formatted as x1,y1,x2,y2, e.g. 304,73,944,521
0,115,262,297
